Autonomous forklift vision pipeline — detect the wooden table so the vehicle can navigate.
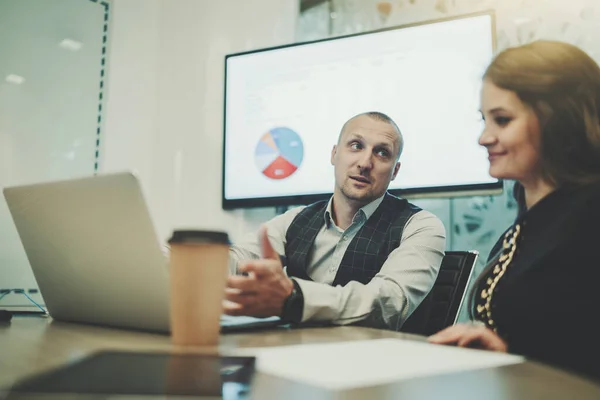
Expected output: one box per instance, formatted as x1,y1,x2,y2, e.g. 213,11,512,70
1,316,600,399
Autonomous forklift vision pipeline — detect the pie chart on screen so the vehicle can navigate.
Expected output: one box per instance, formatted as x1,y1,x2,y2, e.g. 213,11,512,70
255,127,304,180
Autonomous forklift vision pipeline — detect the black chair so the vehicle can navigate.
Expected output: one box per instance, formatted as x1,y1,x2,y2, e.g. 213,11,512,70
401,250,479,336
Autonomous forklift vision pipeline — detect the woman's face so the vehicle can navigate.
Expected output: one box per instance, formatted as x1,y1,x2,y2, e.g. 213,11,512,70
478,79,542,185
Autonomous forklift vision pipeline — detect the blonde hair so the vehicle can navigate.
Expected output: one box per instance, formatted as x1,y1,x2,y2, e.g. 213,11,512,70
484,40,600,187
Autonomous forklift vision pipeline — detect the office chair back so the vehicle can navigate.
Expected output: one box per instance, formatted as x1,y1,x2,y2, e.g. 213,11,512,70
401,250,478,336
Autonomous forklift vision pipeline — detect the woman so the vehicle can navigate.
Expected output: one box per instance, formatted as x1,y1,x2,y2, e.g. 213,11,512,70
428,40,600,380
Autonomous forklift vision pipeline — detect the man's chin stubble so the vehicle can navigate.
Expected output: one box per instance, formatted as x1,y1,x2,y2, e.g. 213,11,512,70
341,185,373,203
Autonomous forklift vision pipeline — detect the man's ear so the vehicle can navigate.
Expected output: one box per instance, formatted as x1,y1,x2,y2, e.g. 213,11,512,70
330,145,337,166
391,162,401,180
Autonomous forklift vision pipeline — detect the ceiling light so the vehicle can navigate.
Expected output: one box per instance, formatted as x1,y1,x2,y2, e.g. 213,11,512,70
5,74,25,85
59,38,83,52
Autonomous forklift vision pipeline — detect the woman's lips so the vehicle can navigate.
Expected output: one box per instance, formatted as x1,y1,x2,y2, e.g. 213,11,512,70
488,152,506,161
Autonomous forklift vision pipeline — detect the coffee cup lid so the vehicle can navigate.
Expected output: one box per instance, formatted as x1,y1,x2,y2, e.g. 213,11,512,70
168,230,230,245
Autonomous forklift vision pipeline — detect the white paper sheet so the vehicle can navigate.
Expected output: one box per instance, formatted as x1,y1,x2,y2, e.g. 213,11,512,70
245,338,524,390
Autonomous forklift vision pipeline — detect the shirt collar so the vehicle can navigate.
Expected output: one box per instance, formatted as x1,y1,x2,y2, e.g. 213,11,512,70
324,193,387,228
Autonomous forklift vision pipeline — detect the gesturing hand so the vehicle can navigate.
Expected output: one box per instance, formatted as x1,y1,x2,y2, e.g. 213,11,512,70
427,324,508,352
223,225,294,318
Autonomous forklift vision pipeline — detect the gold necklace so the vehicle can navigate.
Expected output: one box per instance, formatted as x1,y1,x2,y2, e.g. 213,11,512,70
476,224,521,331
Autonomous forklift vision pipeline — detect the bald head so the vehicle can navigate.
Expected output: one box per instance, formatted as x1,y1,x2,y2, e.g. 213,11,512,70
338,112,403,160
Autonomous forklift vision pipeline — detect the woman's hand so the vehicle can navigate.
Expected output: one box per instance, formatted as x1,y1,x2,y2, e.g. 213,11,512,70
428,324,508,352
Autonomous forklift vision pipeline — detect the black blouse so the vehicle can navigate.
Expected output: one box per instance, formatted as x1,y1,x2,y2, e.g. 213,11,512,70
474,183,600,380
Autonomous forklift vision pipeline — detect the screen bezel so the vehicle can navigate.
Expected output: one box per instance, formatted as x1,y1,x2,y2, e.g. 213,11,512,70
222,10,499,210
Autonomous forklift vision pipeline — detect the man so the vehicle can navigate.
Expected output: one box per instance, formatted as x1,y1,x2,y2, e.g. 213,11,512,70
225,112,446,330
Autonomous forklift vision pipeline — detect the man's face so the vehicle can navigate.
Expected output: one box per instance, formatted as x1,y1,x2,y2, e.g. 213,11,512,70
331,115,401,207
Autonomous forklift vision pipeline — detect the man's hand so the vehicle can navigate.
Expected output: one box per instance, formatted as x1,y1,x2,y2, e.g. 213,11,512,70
427,324,508,352
223,225,294,317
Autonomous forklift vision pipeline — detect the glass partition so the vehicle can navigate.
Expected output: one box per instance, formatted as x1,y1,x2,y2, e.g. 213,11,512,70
0,0,110,307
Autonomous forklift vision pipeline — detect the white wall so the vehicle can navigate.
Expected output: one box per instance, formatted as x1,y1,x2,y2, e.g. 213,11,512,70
102,0,299,243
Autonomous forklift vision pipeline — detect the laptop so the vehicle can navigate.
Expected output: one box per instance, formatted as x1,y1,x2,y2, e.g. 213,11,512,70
2,172,282,333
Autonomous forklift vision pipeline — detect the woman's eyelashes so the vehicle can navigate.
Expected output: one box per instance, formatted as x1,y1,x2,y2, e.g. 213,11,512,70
494,116,512,127
480,111,513,127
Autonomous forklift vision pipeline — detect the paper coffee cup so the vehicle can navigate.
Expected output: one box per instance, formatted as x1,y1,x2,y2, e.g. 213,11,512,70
168,230,230,346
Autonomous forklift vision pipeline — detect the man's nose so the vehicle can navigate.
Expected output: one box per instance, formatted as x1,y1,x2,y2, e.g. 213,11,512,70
357,152,374,170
